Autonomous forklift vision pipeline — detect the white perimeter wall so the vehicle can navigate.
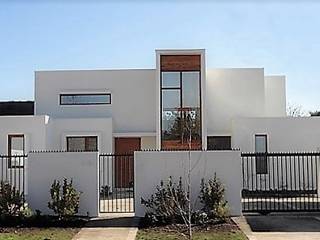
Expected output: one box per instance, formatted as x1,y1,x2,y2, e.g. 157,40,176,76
233,117,320,152
35,70,156,134
27,152,99,217
134,151,242,217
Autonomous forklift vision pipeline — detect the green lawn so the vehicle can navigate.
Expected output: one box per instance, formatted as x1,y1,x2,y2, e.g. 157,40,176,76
136,228,247,240
0,228,80,240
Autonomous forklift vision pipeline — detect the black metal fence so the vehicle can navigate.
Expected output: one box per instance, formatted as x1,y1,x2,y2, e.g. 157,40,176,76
242,152,320,213
0,155,27,195
99,154,134,213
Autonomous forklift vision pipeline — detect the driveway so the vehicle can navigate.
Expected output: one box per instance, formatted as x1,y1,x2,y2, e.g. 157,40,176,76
233,214,320,240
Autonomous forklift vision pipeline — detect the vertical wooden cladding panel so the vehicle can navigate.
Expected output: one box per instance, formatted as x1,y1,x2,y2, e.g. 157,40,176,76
160,55,201,71
114,137,141,188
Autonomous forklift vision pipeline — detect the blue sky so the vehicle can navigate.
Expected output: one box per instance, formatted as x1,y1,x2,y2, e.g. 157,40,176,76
0,1,319,111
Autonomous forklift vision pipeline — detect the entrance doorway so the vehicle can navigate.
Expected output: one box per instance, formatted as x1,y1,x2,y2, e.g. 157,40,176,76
114,137,141,188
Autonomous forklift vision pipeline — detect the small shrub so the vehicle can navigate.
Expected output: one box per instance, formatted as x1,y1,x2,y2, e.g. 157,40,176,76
199,174,229,222
141,177,188,225
0,181,25,216
100,185,111,197
48,178,81,219
192,210,208,225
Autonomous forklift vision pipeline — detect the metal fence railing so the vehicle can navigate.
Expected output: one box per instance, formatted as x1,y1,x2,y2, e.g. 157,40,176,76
242,152,320,213
0,154,27,195
99,153,134,213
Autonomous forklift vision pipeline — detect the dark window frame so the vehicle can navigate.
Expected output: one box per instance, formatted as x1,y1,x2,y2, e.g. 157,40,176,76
60,93,111,105
207,136,231,150
66,136,98,152
255,134,268,174
8,134,25,168
160,70,202,150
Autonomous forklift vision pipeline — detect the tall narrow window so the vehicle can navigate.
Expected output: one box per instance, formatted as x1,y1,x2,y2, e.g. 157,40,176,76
8,135,25,168
67,136,98,152
255,134,268,174
160,54,202,150
161,71,201,150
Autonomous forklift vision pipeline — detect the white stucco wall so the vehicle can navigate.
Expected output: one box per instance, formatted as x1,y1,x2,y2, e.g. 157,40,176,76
206,68,266,136
264,76,286,117
35,69,157,134
134,151,242,217
232,117,320,152
27,152,99,217
0,115,48,154
46,117,112,153
34,67,287,147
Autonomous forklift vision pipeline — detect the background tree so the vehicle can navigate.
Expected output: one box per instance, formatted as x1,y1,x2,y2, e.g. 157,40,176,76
310,110,320,117
286,103,308,117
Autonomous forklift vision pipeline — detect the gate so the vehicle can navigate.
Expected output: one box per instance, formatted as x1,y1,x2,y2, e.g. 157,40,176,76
242,152,320,213
99,153,134,213
0,155,27,195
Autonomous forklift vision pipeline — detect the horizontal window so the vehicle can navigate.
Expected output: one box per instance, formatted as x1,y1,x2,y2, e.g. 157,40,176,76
60,93,111,105
67,136,98,152
207,136,231,150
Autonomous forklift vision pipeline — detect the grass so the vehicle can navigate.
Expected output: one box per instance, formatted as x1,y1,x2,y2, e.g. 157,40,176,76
0,227,80,240
136,229,247,240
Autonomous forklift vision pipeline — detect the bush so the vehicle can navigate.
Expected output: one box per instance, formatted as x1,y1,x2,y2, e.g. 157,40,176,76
141,177,188,225
100,185,111,197
48,178,81,219
199,174,229,222
141,175,229,226
0,181,25,216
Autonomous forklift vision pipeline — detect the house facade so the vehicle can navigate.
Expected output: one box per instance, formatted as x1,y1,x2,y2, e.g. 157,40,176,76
1,49,320,157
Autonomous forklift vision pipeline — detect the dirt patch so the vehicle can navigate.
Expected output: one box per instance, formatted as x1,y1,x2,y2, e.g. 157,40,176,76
140,219,241,235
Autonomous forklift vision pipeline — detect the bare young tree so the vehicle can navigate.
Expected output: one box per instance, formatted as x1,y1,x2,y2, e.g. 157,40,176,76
170,111,196,240
286,103,308,117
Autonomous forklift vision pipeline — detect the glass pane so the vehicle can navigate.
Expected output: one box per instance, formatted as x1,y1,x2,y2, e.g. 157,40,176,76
255,135,267,174
161,110,182,149
207,136,231,150
10,136,24,155
68,138,85,151
182,72,200,108
86,137,98,151
162,90,180,109
61,95,74,104
181,108,201,148
61,94,111,105
161,108,202,150
162,72,180,88
255,135,267,153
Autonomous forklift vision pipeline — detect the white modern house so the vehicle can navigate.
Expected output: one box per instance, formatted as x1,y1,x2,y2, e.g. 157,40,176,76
2,49,320,217
1,49,320,157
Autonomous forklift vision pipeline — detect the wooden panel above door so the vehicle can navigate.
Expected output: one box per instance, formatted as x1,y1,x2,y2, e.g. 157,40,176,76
115,137,141,154
160,55,201,71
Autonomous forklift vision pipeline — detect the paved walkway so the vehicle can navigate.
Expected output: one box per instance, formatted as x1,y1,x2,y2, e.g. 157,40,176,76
233,214,320,240
73,214,139,240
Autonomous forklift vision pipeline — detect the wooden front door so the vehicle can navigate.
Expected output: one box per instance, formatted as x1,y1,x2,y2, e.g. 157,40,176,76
114,138,141,188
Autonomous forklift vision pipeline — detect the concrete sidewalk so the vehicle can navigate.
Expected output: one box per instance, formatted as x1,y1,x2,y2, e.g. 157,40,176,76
233,214,320,240
73,214,139,240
